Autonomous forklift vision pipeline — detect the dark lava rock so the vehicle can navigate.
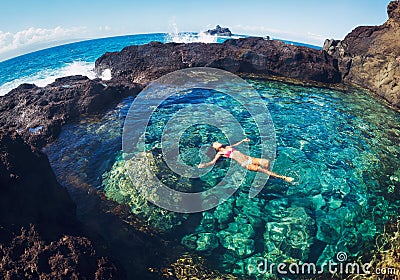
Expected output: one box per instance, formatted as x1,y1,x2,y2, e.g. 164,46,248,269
0,131,125,279
95,37,341,86
0,131,76,231
388,0,400,22
204,25,232,36
323,1,400,108
0,75,142,148
0,225,123,279
0,76,143,279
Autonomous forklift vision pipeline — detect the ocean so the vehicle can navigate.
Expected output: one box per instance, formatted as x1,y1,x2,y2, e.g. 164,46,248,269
0,32,320,96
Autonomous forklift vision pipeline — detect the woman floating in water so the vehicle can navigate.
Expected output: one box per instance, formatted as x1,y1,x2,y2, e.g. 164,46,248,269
198,138,294,183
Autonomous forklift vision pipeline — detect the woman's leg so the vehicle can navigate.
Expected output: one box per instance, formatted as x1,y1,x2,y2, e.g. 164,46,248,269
245,158,294,182
248,164,294,183
253,158,270,170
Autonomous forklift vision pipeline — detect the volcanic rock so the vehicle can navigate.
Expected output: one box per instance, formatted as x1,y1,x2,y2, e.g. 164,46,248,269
0,225,123,279
323,0,400,108
95,37,341,85
204,25,232,36
0,75,142,147
0,131,125,279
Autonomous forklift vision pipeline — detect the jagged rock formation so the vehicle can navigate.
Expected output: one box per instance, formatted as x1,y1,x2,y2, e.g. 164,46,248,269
323,0,400,108
0,75,142,147
0,225,123,279
0,76,142,279
0,131,76,232
204,25,232,36
95,37,341,85
0,131,124,279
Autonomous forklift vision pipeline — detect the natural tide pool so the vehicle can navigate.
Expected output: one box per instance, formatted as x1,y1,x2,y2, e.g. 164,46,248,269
44,79,400,278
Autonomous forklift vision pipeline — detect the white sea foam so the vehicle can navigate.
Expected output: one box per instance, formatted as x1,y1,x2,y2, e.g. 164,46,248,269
100,68,112,80
0,61,112,96
166,23,218,44
167,31,218,44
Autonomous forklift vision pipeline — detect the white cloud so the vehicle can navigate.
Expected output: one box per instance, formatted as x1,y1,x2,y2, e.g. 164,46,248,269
98,25,111,32
0,26,87,61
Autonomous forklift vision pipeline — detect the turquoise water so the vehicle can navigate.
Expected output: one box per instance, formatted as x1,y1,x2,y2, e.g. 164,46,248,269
44,79,400,277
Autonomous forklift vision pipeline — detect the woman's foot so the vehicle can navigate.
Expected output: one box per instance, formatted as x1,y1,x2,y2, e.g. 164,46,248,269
284,176,295,183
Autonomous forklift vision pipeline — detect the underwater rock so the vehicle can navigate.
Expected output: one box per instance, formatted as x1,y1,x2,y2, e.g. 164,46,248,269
181,234,198,250
199,212,217,232
264,207,315,261
316,245,337,267
316,212,342,245
219,233,255,257
196,233,220,251
323,1,400,108
327,196,342,210
310,194,326,210
102,152,187,232
218,213,255,235
95,37,341,85
221,215,256,239
187,211,259,258
336,228,362,255
159,253,238,279
234,192,266,228
315,204,363,249
181,233,219,252
264,198,290,221
213,198,235,226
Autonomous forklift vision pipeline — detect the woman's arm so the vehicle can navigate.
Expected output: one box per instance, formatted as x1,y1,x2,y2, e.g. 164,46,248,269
198,152,222,168
231,138,250,147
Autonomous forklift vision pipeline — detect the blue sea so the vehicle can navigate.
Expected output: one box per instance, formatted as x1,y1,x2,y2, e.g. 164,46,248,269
2,33,399,278
0,32,319,96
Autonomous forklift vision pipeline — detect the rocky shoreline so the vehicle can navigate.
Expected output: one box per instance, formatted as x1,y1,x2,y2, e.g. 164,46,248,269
95,37,341,86
0,1,399,279
0,131,125,279
323,0,400,109
0,75,142,148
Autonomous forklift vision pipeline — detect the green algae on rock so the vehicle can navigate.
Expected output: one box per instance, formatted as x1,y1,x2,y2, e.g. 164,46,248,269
102,152,188,232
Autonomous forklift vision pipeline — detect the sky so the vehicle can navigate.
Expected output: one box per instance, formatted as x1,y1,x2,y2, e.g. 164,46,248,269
0,0,392,61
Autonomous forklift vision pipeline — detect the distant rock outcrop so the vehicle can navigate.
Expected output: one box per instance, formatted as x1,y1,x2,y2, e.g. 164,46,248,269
323,0,400,108
204,25,232,36
95,37,341,86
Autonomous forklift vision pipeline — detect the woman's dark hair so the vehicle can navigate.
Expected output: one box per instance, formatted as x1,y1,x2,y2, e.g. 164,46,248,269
206,144,225,159
206,146,216,159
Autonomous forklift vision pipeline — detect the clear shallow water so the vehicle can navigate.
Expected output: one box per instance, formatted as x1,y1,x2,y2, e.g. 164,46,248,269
44,79,400,277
